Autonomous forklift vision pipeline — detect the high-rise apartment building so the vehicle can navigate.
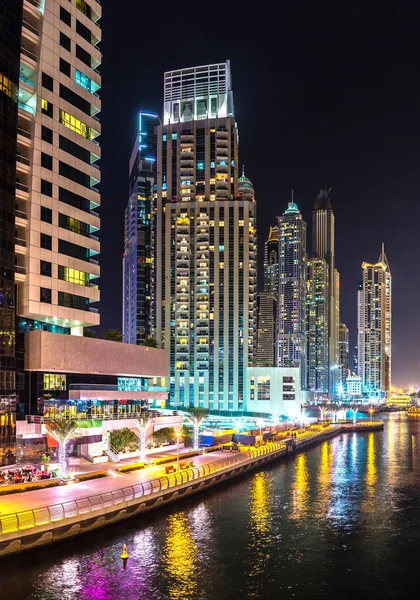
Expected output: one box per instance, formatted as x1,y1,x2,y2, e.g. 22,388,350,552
306,257,329,393
256,293,277,367
277,201,307,388
0,0,23,465
14,0,102,417
359,246,391,398
16,0,101,340
264,225,279,295
338,322,349,391
155,61,257,410
356,279,363,378
312,189,340,395
123,111,160,345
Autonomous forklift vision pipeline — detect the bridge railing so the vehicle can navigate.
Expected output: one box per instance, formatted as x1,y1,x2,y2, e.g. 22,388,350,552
0,442,286,536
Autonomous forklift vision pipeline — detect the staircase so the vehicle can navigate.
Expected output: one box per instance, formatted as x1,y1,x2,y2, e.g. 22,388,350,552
105,445,120,463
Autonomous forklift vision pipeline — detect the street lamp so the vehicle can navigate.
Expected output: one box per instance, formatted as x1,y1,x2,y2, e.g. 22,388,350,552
369,407,374,423
257,417,264,436
175,431,181,471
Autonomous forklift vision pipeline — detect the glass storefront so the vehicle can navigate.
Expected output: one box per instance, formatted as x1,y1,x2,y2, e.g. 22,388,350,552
39,398,151,419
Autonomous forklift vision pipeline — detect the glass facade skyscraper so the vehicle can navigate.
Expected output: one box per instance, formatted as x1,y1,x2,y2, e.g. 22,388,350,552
306,257,329,393
155,62,257,410
123,112,160,345
277,201,307,389
0,0,22,465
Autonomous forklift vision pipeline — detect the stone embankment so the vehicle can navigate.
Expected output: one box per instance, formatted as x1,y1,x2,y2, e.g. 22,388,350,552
0,421,383,557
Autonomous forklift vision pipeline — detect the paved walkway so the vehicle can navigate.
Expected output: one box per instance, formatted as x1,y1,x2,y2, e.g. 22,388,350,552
0,450,232,515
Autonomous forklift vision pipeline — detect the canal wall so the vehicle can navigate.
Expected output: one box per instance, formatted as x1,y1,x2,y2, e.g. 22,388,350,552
0,422,383,557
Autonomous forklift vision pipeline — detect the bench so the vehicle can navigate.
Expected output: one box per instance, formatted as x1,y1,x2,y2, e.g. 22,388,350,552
179,460,194,470
165,465,175,474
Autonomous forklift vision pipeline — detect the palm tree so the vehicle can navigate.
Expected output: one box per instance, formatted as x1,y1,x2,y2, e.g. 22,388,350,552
46,417,78,477
186,408,208,451
137,413,153,462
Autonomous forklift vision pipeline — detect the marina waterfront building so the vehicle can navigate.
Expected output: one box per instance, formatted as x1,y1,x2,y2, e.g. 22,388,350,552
312,189,340,395
306,257,329,394
277,201,307,389
359,245,392,399
123,111,160,345
155,61,257,410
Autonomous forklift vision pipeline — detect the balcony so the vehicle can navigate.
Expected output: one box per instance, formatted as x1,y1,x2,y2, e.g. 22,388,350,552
89,306,99,313
22,19,40,43
18,100,35,120
15,208,28,227
15,237,27,255
16,182,29,200
15,265,27,282
16,154,31,174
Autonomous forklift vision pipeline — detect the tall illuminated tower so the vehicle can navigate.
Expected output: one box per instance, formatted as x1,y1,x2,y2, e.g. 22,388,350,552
15,0,102,338
338,322,349,390
306,257,329,393
264,225,279,295
359,245,391,398
312,189,340,395
277,200,307,388
155,61,257,410
123,111,160,345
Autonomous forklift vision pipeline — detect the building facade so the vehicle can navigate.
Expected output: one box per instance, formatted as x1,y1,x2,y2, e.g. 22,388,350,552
264,225,279,295
356,279,363,378
277,201,307,389
312,189,340,395
16,0,101,340
338,322,349,392
359,246,391,399
155,62,257,411
123,111,160,345
245,367,301,419
306,257,329,394
256,293,277,367
0,0,23,465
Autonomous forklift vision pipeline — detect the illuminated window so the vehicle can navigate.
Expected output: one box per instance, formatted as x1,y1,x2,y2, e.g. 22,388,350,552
59,109,91,139
58,265,89,286
43,373,67,391
41,98,53,117
257,376,270,401
0,73,15,98
172,133,177,140
76,0,91,18
75,69,92,92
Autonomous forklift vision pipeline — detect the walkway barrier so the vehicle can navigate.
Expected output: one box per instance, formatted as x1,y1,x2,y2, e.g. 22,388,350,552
0,442,286,536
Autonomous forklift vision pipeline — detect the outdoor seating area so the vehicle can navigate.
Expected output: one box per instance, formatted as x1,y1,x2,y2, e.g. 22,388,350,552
0,466,57,486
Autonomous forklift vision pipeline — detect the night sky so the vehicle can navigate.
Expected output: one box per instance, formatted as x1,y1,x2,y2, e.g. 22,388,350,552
99,1,420,387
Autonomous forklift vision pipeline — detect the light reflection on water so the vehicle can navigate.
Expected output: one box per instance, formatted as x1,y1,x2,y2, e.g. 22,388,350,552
4,413,420,600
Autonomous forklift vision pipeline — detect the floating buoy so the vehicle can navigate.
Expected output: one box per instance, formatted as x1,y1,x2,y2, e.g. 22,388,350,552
121,543,129,560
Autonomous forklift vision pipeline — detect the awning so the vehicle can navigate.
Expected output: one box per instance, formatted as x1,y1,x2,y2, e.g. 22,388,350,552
46,433,59,448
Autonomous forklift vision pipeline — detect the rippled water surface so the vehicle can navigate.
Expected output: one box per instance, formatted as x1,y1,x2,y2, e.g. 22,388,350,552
3,413,420,600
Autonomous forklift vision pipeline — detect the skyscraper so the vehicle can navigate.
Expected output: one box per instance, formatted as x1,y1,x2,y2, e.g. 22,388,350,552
123,111,160,345
15,0,102,417
312,189,340,395
15,0,101,339
256,224,279,367
306,257,329,393
0,0,23,465
155,61,257,410
356,279,363,378
277,201,307,388
264,225,279,295
256,293,277,367
359,246,392,398
338,322,349,391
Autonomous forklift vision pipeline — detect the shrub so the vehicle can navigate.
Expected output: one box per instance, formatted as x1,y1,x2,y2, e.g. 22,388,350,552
152,427,176,446
118,463,146,473
110,428,139,452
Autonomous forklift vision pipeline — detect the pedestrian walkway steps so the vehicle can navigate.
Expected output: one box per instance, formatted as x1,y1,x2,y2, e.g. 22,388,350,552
105,446,120,463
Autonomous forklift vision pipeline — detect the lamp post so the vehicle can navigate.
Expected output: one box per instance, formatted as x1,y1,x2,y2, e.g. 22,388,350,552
176,431,181,471
369,407,373,423
258,418,264,436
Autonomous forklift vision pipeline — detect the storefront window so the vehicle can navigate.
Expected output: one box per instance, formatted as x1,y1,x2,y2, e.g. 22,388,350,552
43,373,67,391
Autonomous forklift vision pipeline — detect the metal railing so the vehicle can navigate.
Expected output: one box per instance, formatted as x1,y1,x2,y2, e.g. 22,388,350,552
15,265,27,275
26,410,177,423
17,155,31,166
18,101,35,116
22,19,39,36
16,182,29,193
15,209,28,220
21,47,37,62
15,237,27,247
0,442,285,535
17,127,32,139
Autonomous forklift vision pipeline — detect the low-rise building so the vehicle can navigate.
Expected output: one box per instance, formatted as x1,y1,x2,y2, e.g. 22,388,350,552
244,367,301,418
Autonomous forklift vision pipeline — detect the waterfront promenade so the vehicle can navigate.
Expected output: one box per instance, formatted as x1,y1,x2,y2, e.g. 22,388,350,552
0,421,383,556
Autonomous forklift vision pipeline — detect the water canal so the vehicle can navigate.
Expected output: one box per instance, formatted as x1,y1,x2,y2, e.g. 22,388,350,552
2,412,420,600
